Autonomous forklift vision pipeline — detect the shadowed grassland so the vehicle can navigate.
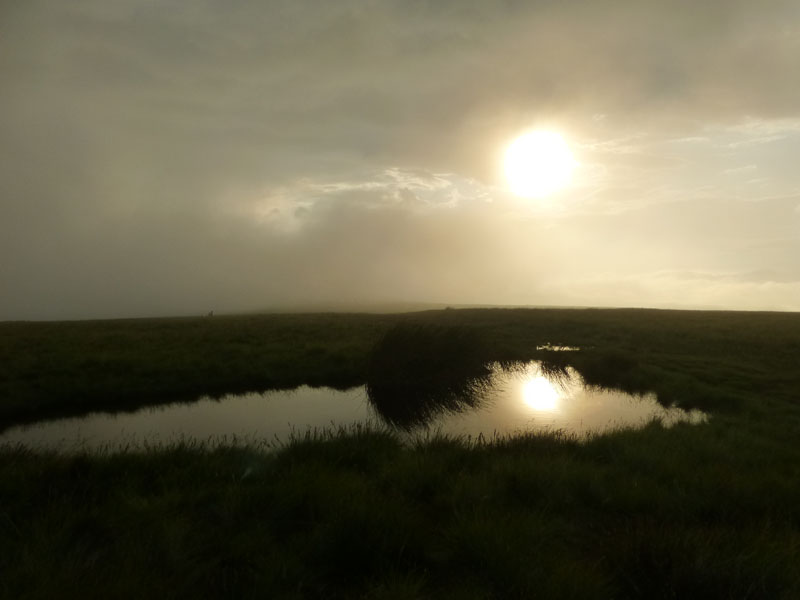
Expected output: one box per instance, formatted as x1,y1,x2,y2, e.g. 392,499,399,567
2,308,800,597
2,307,799,427
0,313,390,429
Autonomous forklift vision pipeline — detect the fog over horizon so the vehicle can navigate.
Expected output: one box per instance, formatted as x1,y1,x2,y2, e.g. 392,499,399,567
2,1,800,320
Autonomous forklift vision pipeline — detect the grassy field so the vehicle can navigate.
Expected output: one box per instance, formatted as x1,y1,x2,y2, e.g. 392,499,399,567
2,308,800,598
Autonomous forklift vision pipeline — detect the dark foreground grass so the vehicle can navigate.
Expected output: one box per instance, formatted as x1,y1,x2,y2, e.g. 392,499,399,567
3,420,800,599
2,308,800,597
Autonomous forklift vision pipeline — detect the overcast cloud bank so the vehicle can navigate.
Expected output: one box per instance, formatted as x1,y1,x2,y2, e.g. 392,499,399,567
2,1,799,319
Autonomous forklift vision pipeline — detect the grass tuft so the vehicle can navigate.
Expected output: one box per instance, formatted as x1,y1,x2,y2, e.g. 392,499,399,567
365,324,497,429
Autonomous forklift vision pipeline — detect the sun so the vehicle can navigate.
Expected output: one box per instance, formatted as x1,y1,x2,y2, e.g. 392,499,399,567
504,130,576,198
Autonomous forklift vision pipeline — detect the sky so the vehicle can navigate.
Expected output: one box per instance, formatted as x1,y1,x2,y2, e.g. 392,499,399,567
2,0,800,320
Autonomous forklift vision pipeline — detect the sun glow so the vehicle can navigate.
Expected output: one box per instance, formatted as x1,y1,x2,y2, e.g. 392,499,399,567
522,376,561,411
504,130,576,198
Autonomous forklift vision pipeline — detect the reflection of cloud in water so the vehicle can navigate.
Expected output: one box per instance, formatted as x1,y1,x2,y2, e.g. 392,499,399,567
1,361,708,451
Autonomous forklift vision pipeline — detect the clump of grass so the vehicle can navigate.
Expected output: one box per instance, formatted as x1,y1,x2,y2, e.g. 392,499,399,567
365,324,496,430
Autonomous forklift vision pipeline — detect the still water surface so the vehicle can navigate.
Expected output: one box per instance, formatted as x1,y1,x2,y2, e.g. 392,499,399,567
0,362,705,451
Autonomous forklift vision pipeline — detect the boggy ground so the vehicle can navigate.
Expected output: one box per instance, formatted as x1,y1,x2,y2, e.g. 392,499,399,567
1,307,798,427
2,308,800,598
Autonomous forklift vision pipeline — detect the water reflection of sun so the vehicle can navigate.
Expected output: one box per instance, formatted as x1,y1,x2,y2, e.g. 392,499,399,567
522,376,561,411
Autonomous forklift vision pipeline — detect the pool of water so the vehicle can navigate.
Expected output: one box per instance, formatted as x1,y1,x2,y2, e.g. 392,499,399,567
0,361,706,451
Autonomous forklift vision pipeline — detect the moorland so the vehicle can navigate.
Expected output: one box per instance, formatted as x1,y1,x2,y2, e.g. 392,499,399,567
2,308,800,598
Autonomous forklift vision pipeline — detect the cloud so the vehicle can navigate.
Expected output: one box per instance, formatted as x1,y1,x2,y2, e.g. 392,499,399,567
2,0,800,318
0,188,561,319
548,270,800,312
